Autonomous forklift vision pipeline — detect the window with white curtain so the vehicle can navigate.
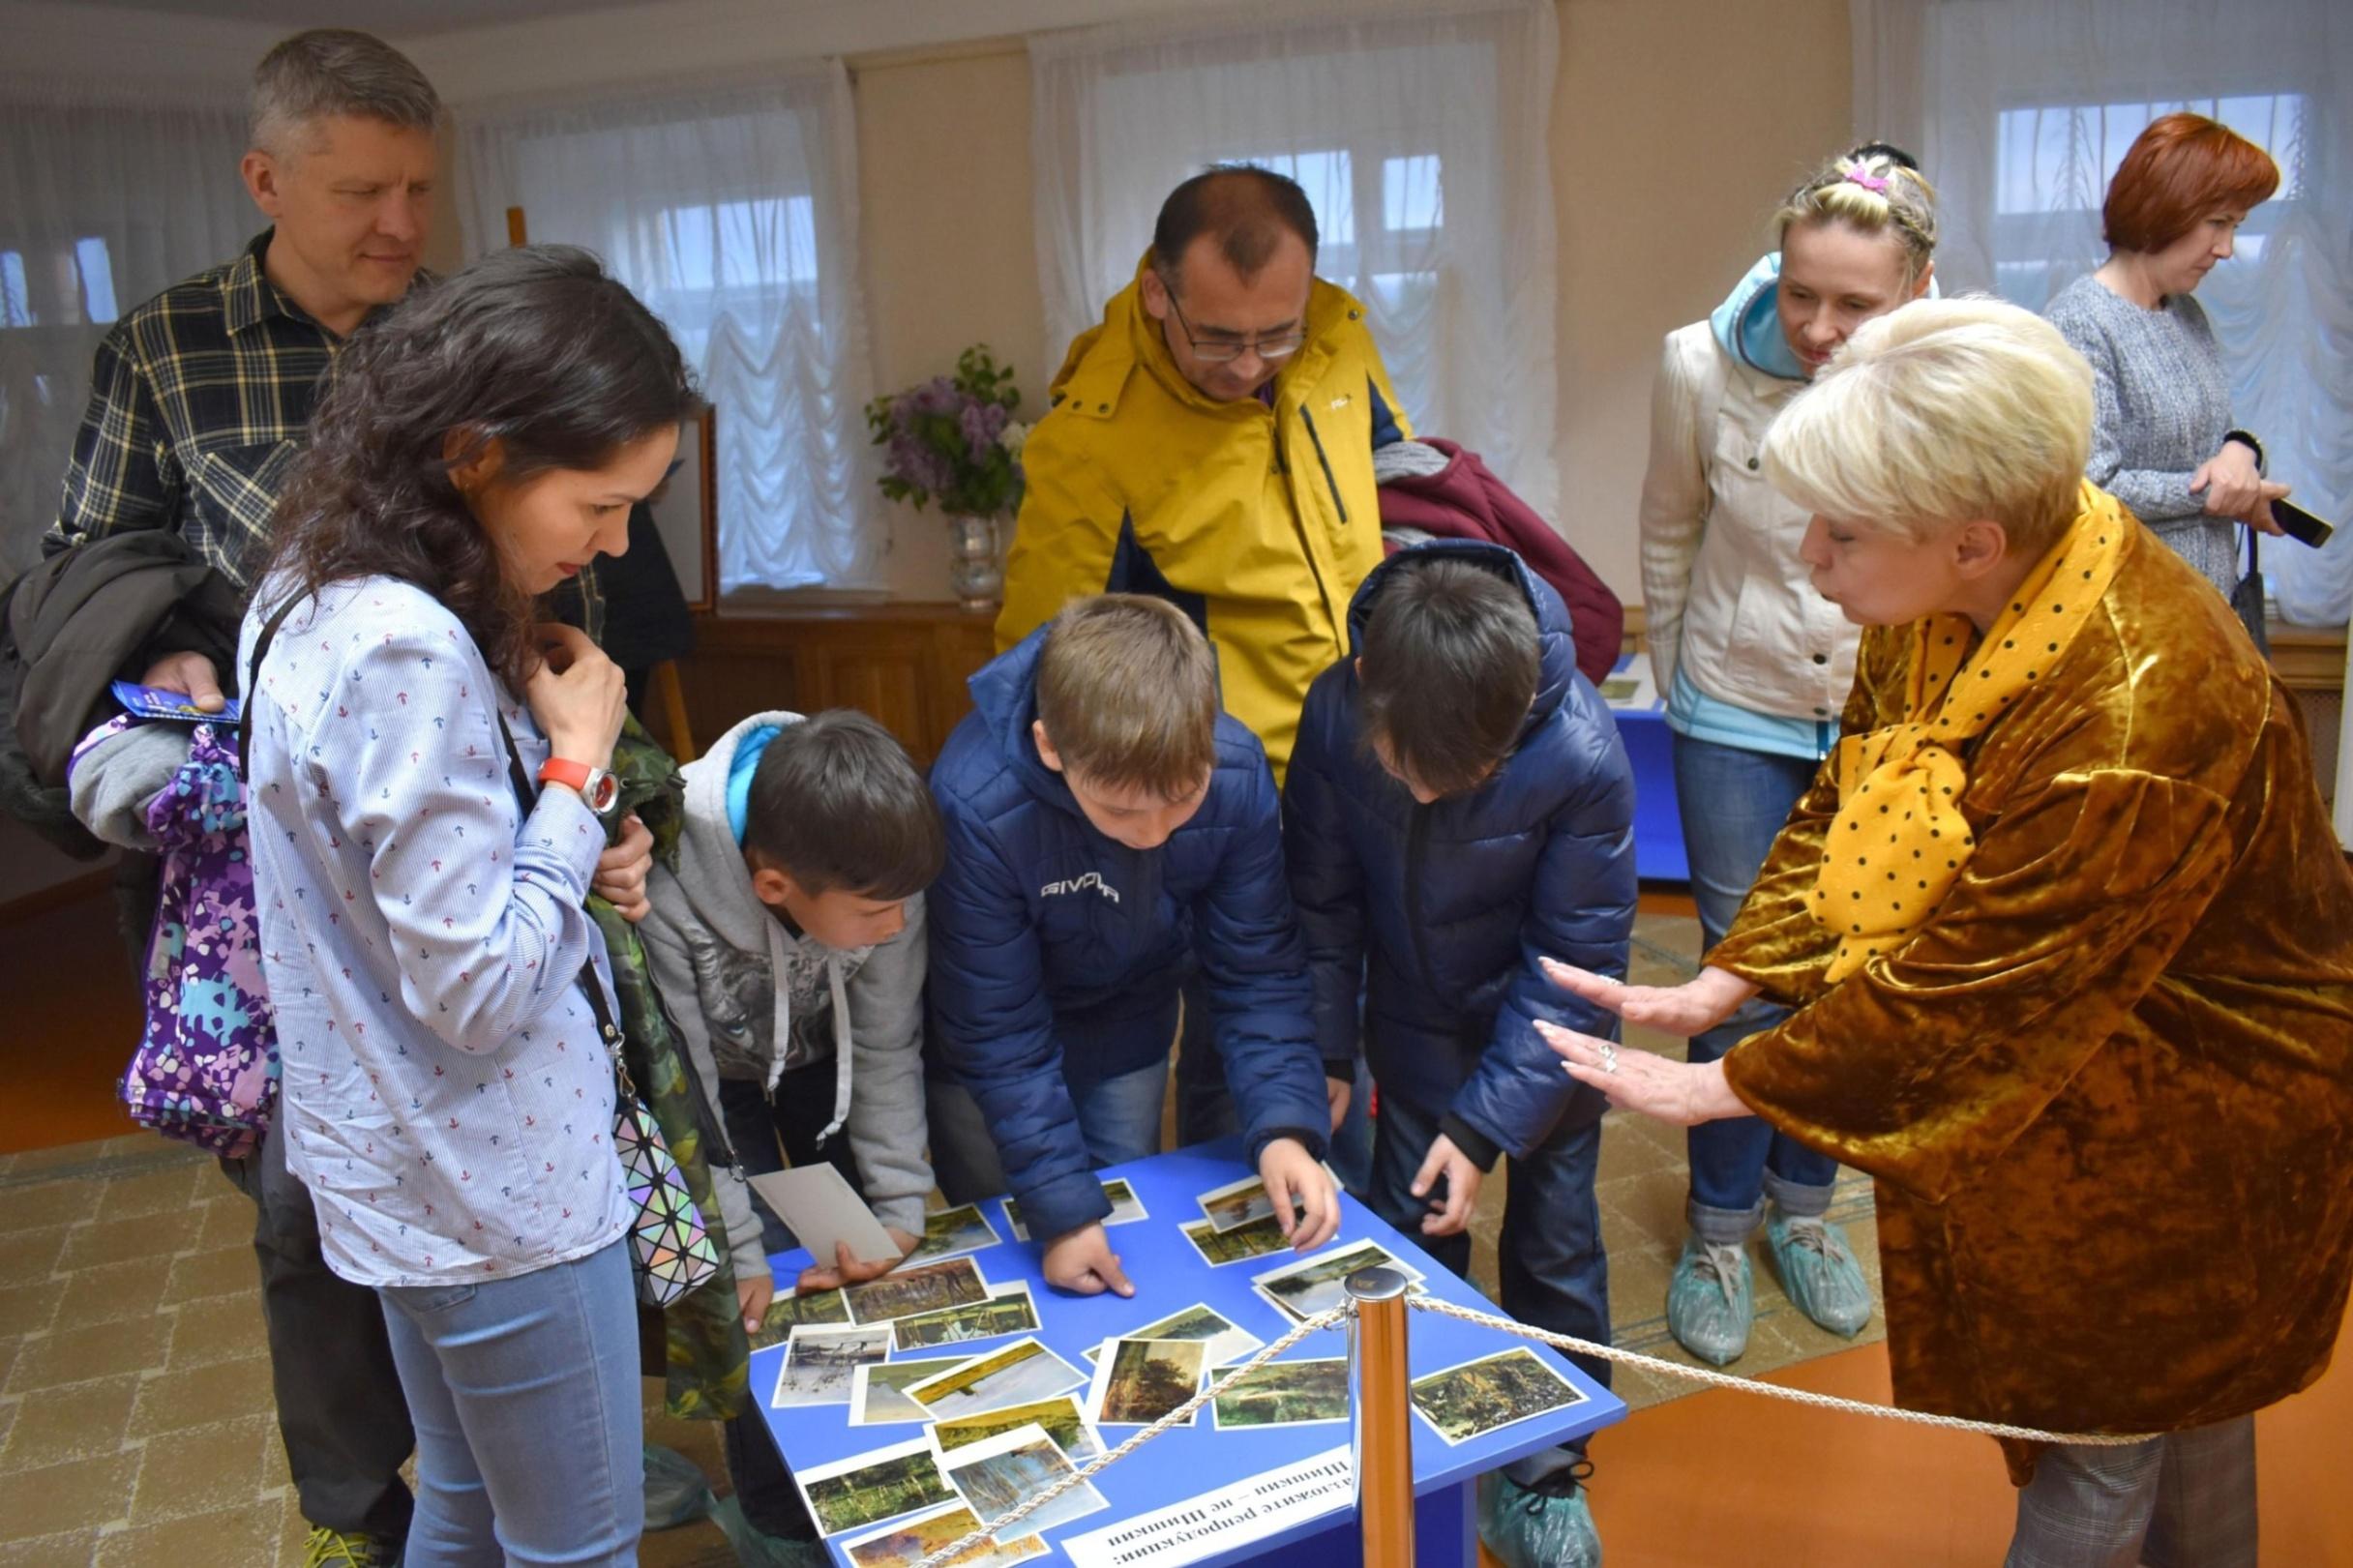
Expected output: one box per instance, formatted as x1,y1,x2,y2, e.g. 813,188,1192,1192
462,70,882,593
1854,0,2352,622
0,89,252,576
1029,0,1560,517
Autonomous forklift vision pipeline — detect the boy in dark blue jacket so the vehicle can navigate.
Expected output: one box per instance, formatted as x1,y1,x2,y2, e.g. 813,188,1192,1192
928,594,1343,1298
1284,542,1636,1568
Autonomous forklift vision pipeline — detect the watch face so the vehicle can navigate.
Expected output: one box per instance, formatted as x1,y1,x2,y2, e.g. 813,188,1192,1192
586,772,620,814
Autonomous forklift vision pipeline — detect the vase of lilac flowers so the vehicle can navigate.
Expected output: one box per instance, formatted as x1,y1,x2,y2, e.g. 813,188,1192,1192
865,344,1028,611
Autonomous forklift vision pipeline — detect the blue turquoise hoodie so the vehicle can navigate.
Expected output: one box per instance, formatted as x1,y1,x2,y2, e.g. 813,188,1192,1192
1709,252,1809,382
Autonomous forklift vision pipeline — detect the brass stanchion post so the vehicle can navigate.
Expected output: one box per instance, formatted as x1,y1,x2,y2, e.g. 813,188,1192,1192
1349,1265,1415,1566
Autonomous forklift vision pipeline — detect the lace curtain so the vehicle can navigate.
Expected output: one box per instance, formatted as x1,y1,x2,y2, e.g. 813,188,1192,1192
462,67,883,591
1855,0,2353,622
1028,0,1561,518
0,86,252,577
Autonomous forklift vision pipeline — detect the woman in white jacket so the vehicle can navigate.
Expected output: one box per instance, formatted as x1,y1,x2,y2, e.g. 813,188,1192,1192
1637,146,1937,1365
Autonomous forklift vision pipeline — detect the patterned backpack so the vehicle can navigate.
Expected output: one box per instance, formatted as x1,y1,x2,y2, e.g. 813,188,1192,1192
71,713,277,1157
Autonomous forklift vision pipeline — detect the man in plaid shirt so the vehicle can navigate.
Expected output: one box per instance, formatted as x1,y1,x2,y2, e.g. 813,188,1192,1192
45,64,600,704
43,31,600,1568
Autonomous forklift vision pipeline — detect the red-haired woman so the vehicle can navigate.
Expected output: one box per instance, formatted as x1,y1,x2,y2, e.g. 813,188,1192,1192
2044,112,2291,599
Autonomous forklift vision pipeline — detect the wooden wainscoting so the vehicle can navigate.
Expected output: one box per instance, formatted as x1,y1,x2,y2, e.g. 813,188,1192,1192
667,602,998,767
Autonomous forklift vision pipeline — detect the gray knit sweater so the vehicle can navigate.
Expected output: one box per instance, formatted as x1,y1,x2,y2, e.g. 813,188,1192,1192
2044,273,2249,597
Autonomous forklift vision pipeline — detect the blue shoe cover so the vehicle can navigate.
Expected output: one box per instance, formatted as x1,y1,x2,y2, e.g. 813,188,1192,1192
1666,1234,1752,1366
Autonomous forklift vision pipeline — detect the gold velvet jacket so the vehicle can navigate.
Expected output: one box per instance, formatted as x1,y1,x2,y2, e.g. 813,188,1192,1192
1712,521,2353,1479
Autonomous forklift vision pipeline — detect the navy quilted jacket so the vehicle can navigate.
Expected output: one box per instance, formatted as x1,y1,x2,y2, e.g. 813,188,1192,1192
927,627,1331,1243
1283,541,1638,1168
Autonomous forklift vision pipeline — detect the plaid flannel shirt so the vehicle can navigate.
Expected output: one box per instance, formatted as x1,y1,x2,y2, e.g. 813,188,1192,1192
45,228,602,635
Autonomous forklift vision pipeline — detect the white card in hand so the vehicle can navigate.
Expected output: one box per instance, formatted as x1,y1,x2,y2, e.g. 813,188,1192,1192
747,1165,899,1266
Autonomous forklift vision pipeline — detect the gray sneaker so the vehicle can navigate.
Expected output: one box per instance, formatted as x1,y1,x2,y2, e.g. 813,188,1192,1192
1766,1211,1872,1336
1665,1234,1753,1366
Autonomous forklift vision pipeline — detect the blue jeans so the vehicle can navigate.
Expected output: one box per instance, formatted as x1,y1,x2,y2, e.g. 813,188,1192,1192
1361,1090,1608,1483
378,1238,642,1566
925,1055,1170,1213
1671,732,1839,1240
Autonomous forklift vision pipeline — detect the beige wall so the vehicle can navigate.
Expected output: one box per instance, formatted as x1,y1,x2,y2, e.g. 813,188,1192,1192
853,45,1050,603
1554,0,1855,596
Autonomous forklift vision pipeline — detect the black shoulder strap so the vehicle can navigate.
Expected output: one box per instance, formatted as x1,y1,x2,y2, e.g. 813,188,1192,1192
236,595,307,780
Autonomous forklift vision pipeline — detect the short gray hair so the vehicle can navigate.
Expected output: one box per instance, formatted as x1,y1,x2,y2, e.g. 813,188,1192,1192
251,29,440,157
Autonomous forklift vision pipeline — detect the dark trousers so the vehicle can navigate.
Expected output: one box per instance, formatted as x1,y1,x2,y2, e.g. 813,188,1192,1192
1360,1090,1610,1483
714,1060,861,1541
1172,972,1236,1147
220,1122,416,1541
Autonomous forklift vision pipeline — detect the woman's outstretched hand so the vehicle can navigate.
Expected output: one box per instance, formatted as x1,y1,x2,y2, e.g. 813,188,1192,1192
1534,1020,1743,1126
1534,959,1759,1127
1540,959,1758,1038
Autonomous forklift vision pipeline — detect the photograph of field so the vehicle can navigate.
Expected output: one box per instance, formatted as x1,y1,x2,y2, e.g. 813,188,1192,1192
1087,1336,1206,1427
843,1257,991,1325
1210,1357,1350,1430
770,1324,893,1407
939,1424,1111,1540
850,1355,974,1425
1176,1214,1295,1267
1409,1347,1587,1444
1081,1301,1263,1369
932,1395,1105,1463
1251,1240,1421,1322
843,1501,1047,1568
892,1284,1041,1351
1099,1179,1147,1225
904,1203,1003,1265
746,1287,850,1350
794,1437,958,1537
906,1337,1086,1419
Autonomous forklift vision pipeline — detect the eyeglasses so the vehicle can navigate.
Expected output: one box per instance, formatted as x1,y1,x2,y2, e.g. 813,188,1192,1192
1165,292,1305,366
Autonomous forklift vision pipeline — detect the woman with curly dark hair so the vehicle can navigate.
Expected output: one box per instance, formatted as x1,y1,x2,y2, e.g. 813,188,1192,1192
242,244,700,1566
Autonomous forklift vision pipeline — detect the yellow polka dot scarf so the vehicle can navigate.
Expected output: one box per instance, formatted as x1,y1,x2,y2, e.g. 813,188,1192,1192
1810,482,2128,982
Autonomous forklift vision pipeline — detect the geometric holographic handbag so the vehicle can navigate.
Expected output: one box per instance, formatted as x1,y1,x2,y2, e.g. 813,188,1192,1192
611,1068,722,1308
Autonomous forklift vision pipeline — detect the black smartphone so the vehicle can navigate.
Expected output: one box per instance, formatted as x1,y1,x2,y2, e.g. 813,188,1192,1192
2273,497,2337,549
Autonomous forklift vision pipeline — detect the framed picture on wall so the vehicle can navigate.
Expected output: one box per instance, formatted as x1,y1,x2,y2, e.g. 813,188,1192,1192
649,409,718,612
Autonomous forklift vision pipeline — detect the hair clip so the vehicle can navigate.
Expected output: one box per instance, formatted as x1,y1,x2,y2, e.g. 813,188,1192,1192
1844,165,1891,193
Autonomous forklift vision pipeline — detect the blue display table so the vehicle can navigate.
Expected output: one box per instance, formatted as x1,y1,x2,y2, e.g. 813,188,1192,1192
1603,652,1686,883
757,1137,1623,1565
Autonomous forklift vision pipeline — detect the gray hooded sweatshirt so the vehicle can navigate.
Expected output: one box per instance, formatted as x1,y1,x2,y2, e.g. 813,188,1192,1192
640,710,934,1281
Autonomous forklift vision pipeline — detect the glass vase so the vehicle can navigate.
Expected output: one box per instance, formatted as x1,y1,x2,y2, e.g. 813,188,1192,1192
945,514,1003,612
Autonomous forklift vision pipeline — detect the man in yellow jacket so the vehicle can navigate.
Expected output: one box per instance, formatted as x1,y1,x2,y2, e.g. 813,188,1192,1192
997,164,1411,784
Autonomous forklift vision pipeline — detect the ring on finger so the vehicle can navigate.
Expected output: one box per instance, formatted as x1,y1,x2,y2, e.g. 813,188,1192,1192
1599,1042,1620,1075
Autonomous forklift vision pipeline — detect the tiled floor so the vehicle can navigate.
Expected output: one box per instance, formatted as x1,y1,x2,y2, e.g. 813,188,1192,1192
0,902,1887,1565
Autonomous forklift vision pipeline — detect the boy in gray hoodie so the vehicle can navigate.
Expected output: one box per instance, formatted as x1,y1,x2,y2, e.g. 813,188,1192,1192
640,707,943,1555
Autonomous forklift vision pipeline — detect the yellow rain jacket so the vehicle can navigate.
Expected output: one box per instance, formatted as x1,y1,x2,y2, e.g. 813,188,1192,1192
996,255,1411,781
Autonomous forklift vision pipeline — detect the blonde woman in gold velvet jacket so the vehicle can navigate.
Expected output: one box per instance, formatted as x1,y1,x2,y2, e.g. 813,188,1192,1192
1544,297,2353,1568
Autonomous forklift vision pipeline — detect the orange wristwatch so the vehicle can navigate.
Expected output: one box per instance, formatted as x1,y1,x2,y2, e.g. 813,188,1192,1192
538,757,620,816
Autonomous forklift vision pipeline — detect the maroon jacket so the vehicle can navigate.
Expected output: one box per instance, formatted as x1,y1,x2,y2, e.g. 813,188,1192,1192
1375,439,1623,685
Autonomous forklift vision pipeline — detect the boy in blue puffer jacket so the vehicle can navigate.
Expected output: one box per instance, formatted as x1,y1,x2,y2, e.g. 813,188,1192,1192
1284,541,1636,1568
927,594,1343,1299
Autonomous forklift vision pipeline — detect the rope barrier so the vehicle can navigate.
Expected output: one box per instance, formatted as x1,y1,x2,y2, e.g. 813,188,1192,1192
1402,1291,2155,1447
898,1283,2158,1567
908,1304,1351,1568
